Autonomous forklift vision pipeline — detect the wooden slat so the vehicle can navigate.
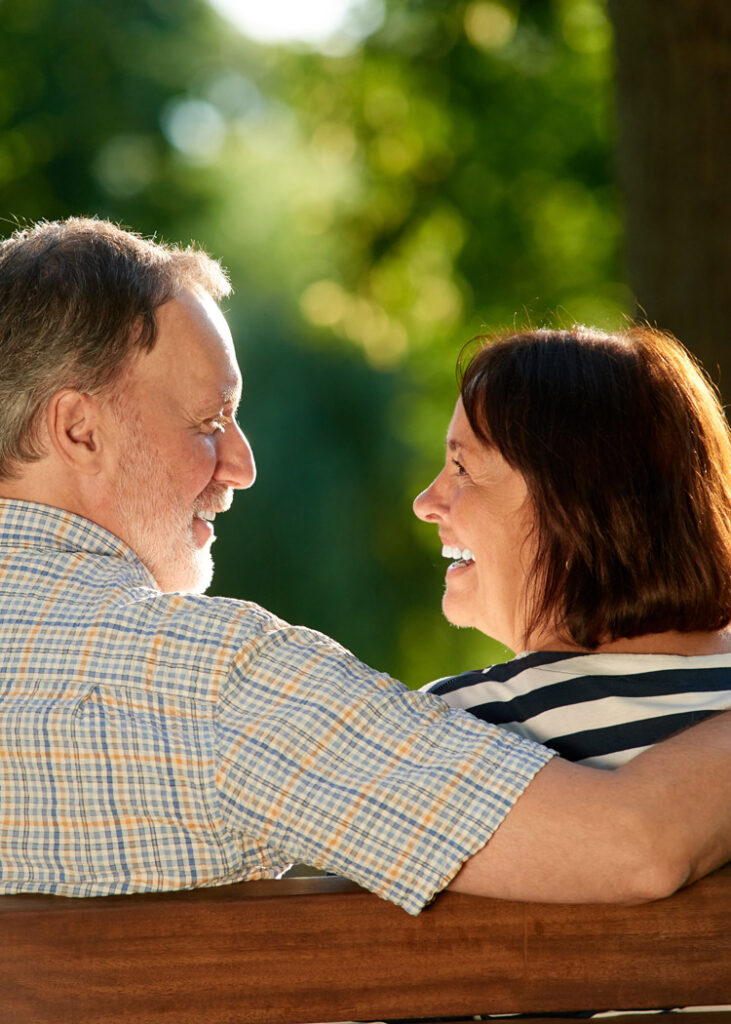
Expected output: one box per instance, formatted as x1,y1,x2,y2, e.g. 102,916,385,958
414,1017,731,1024
421,1017,731,1024
0,867,729,1024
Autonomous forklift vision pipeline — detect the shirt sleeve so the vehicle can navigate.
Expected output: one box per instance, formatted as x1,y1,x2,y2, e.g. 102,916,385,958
214,622,555,915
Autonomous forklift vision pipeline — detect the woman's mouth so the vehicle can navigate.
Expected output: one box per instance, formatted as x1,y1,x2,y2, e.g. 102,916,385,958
442,544,475,568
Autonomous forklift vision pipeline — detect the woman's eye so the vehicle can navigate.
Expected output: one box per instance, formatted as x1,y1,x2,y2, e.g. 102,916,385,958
452,459,467,476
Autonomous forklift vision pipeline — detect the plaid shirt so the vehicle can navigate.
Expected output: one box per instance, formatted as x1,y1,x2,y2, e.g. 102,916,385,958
0,500,553,914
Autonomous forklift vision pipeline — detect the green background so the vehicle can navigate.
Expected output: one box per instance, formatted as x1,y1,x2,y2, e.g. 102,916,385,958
0,0,676,685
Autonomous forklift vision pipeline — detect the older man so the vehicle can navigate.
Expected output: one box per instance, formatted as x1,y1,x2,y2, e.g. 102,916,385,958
0,218,728,914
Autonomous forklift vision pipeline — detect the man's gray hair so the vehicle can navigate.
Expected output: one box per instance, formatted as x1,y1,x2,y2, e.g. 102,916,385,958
0,217,231,479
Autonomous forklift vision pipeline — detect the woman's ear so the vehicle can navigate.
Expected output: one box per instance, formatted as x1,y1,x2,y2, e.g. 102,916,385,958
46,389,106,474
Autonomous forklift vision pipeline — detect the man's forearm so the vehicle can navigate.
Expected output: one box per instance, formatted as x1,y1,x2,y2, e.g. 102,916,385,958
449,710,731,903
614,709,730,888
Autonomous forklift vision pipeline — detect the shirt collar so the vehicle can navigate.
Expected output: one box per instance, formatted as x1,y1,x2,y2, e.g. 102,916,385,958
0,498,157,586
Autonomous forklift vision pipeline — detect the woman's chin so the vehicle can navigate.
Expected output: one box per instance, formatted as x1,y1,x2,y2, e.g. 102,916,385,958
441,596,517,648
441,595,479,631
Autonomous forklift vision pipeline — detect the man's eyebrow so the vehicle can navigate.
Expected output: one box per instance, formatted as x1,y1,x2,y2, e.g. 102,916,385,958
222,385,241,409
196,385,241,418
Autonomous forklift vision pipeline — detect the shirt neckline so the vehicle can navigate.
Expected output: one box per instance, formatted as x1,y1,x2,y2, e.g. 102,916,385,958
0,498,157,587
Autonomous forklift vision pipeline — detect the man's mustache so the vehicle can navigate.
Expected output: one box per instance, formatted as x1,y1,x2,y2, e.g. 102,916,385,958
193,484,233,518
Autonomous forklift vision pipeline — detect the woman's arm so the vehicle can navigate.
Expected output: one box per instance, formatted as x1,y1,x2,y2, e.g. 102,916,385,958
450,710,730,903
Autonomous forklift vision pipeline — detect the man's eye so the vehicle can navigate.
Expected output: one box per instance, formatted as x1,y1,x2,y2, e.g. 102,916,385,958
203,419,225,434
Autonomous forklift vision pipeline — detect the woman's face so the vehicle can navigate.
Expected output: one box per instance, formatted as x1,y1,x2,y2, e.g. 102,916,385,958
413,399,536,650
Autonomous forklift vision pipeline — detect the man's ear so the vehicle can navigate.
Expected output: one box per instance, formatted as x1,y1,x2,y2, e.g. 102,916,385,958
46,389,108,474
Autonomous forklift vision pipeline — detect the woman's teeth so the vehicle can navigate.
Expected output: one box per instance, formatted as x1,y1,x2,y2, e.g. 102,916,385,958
441,545,475,563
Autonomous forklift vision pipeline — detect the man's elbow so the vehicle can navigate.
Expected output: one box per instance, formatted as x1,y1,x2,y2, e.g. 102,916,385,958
611,861,688,905
611,817,692,905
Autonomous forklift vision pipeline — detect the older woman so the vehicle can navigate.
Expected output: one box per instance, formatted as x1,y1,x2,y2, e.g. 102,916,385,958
414,325,731,767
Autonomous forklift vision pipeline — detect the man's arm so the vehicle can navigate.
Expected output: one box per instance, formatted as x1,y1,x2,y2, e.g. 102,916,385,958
450,710,731,903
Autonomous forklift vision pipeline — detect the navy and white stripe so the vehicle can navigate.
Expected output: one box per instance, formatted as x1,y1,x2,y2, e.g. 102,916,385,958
424,649,731,768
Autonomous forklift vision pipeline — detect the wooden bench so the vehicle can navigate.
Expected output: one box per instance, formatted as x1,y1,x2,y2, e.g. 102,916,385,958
1,865,729,1024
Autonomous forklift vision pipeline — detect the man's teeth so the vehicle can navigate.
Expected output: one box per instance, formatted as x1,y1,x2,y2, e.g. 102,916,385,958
441,545,475,563
196,511,216,522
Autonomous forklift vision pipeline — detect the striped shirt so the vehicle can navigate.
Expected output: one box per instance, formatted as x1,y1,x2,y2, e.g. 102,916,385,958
424,649,731,768
0,499,553,914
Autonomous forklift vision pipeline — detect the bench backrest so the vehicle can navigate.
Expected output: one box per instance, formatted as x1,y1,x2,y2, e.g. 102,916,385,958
1,866,729,1023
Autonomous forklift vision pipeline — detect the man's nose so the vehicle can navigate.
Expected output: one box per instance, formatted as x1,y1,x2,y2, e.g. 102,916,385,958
217,423,256,490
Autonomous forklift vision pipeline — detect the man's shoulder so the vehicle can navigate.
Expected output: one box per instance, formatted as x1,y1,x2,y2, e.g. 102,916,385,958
109,588,291,665
127,589,284,635
109,588,360,686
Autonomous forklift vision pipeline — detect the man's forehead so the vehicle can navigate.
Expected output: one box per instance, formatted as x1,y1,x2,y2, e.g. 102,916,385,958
123,290,243,407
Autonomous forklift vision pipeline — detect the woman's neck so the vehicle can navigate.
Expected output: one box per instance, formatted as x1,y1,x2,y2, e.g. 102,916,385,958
525,624,731,656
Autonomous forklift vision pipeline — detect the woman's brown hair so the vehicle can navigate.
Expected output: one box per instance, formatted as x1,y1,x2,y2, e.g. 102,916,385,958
460,325,731,649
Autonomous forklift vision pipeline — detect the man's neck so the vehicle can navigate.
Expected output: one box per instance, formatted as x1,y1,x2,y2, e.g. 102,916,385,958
0,460,108,533
1,473,79,515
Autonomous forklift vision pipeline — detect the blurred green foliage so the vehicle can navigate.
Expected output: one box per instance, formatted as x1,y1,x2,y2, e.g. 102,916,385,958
0,0,624,685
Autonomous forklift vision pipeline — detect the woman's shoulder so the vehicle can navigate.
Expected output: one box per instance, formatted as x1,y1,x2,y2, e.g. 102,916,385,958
424,646,731,701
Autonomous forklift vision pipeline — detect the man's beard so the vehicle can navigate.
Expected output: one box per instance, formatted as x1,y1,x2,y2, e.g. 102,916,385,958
111,430,225,594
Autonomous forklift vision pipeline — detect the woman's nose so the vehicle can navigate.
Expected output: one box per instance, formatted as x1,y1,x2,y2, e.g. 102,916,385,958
413,476,444,522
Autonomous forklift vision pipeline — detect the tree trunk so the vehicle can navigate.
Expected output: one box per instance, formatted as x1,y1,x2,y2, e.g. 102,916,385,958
608,0,731,399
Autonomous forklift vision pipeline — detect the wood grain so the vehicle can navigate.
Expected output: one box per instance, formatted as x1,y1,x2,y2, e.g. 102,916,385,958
1,867,729,1024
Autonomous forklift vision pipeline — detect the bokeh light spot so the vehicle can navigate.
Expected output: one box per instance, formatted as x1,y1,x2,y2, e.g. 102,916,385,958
464,2,517,51
161,99,226,163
